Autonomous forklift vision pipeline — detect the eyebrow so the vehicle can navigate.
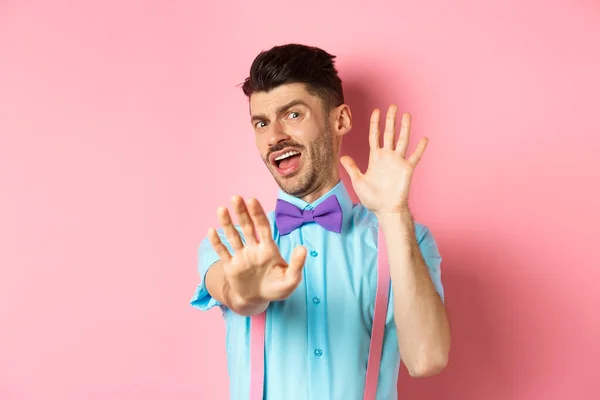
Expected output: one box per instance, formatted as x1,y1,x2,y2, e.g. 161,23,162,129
250,99,309,123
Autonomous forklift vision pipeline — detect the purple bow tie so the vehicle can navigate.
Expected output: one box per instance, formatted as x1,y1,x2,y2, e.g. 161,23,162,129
275,195,343,235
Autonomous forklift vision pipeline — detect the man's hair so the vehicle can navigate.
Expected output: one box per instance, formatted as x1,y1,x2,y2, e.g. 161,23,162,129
241,43,344,111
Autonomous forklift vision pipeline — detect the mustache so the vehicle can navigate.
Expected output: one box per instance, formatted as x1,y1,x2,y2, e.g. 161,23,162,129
266,142,304,159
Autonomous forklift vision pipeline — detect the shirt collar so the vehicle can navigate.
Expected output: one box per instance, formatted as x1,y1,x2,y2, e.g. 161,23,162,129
277,180,354,232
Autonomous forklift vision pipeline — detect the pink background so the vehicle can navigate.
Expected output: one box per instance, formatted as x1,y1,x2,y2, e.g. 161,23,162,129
1,1,599,399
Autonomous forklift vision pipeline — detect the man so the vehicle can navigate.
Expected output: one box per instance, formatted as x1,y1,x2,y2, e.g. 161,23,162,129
191,43,450,400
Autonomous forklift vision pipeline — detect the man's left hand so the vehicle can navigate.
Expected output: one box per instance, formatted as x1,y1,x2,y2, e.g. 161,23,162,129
340,104,428,217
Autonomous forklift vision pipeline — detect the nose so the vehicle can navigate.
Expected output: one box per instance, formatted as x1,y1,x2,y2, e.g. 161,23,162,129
267,121,291,147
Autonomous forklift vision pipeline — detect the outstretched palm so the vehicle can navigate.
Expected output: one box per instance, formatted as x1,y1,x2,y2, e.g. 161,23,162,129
341,105,428,215
209,196,307,304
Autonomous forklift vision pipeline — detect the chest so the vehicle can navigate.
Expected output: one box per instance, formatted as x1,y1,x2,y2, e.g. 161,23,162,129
271,218,381,328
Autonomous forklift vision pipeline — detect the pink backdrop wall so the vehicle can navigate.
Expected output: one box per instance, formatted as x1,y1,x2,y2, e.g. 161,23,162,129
1,1,599,399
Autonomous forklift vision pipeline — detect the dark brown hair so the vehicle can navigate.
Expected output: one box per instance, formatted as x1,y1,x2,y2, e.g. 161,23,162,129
241,43,344,110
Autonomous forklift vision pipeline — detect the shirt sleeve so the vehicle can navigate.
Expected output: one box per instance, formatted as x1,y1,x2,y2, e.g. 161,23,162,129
190,228,242,311
416,224,445,303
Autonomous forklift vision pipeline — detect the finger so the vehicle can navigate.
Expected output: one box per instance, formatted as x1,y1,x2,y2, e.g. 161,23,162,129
231,196,256,245
396,113,411,156
217,206,244,252
368,109,381,150
207,228,232,262
246,198,273,242
339,155,362,184
407,137,429,166
287,245,307,279
383,105,398,150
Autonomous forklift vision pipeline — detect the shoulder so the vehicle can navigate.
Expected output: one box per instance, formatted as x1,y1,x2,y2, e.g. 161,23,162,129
348,203,379,231
353,205,438,242
414,222,435,242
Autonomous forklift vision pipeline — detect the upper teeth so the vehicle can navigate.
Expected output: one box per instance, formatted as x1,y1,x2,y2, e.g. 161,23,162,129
275,151,300,161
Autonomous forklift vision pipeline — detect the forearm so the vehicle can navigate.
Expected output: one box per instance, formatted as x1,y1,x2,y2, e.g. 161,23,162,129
377,211,450,377
205,261,269,316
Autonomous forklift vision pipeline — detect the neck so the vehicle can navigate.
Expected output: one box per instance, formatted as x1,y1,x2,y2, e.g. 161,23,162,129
299,173,340,204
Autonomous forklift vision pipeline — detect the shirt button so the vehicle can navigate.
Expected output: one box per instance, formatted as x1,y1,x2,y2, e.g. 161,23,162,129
314,348,323,357
312,297,320,304
310,250,318,257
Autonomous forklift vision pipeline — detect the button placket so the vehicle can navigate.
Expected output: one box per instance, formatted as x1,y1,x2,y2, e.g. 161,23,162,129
310,250,320,306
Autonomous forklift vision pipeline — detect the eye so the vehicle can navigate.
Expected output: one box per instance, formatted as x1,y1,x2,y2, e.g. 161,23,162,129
288,111,300,119
255,121,267,129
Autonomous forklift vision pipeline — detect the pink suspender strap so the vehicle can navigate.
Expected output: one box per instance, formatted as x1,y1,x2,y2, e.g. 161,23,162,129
249,226,390,400
362,226,390,399
250,311,266,400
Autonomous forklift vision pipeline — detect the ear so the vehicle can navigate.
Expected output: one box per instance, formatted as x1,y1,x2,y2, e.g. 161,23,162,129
331,104,352,137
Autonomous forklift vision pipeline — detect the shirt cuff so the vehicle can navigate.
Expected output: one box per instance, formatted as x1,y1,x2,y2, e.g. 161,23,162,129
190,246,223,311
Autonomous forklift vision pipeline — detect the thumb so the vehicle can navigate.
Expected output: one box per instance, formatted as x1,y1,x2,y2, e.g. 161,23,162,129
340,155,362,184
287,245,307,278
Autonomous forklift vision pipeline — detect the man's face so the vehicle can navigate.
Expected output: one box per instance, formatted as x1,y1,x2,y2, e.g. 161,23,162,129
250,83,335,198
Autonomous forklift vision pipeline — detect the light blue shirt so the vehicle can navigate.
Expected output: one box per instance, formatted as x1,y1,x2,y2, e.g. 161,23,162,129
191,181,444,400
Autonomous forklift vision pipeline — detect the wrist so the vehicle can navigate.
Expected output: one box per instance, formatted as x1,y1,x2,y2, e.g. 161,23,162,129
375,209,416,238
225,279,269,316
375,208,413,224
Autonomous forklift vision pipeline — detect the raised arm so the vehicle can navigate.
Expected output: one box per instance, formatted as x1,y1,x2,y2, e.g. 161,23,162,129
340,105,450,376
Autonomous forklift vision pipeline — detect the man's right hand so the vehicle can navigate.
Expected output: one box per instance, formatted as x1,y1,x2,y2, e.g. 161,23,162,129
207,195,307,315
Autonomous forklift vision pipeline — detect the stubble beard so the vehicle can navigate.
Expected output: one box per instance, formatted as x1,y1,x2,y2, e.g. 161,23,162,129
267,123,335,199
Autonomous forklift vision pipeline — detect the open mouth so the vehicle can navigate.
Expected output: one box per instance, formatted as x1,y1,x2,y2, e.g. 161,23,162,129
271,149,302,176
